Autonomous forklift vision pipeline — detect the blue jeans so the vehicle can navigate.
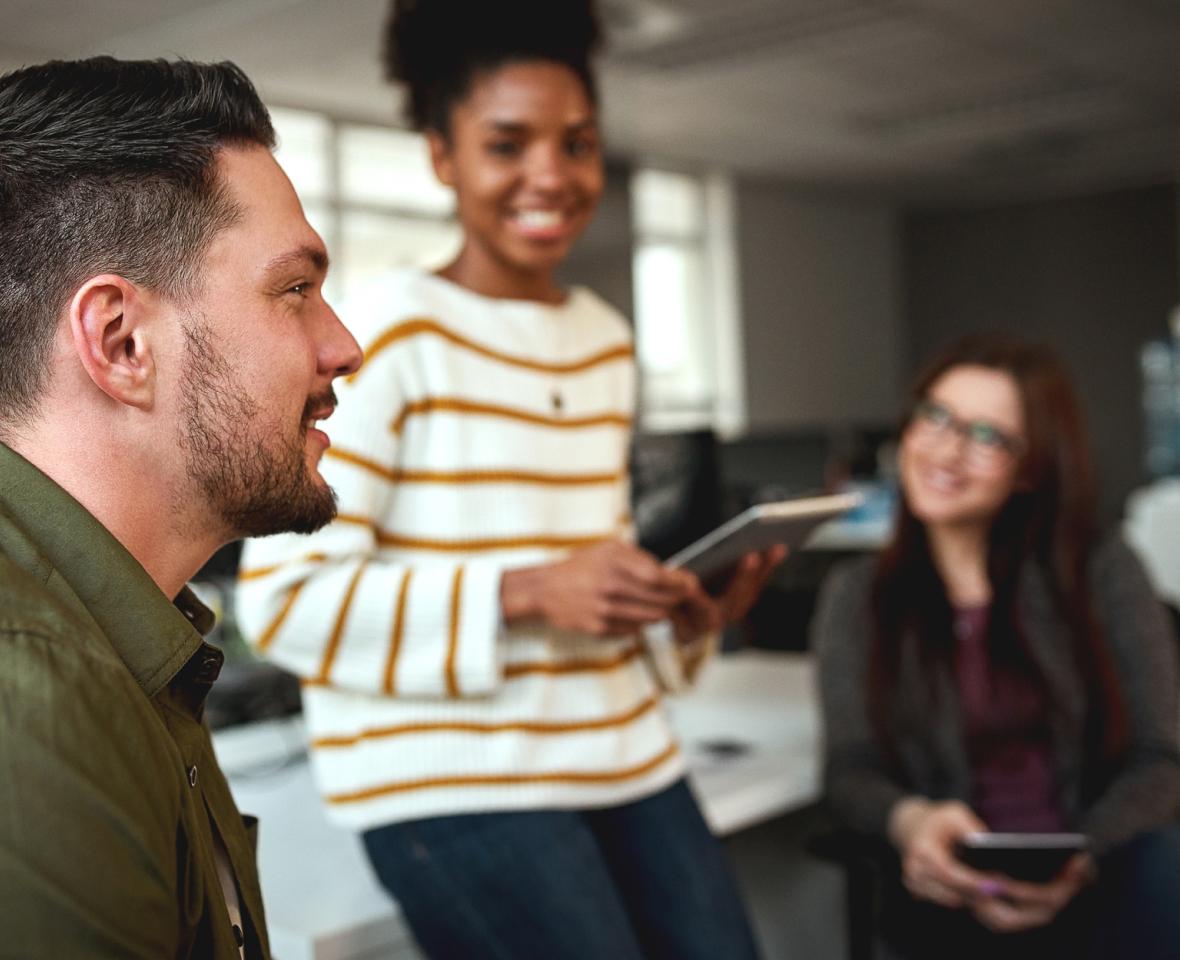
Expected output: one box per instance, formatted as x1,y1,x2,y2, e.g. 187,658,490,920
362,779,761,959
1086,823,1180,960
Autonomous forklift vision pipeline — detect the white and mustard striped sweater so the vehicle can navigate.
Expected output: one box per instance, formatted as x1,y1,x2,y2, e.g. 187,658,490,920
236,269,704,831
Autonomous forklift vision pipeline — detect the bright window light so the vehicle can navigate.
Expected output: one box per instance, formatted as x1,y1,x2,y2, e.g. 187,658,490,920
339,211,462,291
634,243,690,373
632,168,704,238
339,125,455,215
266,104,462,305
271,107,332,201
631,167,723,429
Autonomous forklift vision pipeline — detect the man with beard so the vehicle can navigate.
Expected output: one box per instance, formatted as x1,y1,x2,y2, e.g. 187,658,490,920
0,58,362,958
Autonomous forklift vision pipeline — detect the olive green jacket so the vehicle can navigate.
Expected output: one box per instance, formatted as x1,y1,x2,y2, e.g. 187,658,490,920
0,443,269,958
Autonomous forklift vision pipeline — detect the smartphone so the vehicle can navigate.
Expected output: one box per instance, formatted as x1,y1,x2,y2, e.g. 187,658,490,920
955,832,1088,883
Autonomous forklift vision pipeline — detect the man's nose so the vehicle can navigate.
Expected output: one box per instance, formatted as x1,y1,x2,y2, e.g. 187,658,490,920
320,306,363,378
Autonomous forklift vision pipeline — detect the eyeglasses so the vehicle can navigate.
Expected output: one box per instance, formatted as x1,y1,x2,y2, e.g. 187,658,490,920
908,399,1025,471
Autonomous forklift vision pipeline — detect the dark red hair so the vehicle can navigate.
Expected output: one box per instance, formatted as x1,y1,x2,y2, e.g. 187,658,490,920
870,332,1127,761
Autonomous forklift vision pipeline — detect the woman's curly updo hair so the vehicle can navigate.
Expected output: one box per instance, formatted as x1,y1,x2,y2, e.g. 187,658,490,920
383,0,603,135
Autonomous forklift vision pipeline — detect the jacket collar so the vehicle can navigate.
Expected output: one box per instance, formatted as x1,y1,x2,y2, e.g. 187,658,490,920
0,442,208,697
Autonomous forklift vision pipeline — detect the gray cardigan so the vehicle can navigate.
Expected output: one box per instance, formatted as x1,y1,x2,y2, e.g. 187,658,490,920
813,535,1180,855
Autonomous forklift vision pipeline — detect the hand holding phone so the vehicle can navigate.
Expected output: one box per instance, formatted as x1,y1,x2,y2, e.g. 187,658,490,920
955,832,1089,883
889,799,997,909
964,843,1095,934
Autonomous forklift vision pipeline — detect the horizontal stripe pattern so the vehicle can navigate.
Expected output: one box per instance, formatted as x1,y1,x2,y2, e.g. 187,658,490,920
300,641,645,689
332,513,611,554
321,461,630,550
503,643,644,678
236,269,692,830
383,409,629,476
325,445,621,487
311,694,660,748
323,742,681,805
354,316,633,382
391,396,631,436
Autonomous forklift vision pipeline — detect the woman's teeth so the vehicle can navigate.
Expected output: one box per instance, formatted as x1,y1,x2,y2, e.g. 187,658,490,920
924,468,962,493
515,209,564,229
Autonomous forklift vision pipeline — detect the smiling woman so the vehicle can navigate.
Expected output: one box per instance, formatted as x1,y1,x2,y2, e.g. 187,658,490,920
899,365,1029,541
233,2,778,958
421,55,604,303
814,331,1180,960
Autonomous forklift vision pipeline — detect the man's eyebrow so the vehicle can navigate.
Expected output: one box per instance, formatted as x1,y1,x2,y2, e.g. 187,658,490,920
265,245,329,276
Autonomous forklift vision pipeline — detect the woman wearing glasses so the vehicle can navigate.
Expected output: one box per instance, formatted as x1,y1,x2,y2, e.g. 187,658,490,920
815,332,1180,959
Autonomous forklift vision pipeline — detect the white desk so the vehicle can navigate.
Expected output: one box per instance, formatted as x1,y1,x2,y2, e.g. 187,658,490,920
666,650,820,835
217,650,819,960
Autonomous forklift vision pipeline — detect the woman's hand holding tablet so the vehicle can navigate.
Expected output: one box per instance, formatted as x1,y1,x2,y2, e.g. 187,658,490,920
501,541,698,638
669,544,788,641
665,492,863,580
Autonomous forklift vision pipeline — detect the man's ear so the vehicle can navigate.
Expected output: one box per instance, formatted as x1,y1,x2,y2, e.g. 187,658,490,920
67,275,157,411
426,129,456,188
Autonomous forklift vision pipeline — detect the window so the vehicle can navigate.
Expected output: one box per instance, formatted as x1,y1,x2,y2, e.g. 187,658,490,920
631,169,745,436
269,113,748,437
198,108,464,727
269,107,462,304
199,114,753,726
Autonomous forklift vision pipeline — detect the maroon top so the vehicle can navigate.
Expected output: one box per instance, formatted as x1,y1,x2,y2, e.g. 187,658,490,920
953,605,1067,832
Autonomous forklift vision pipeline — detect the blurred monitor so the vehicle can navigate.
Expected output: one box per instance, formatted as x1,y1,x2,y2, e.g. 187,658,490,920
631,429,724,562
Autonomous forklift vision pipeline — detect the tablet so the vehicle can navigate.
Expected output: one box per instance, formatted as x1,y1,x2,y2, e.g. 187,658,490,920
955,832,1088,883
664,492,863,578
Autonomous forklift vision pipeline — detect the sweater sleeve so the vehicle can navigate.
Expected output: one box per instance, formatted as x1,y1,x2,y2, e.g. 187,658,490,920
234,339,507,700
813,560,909,838
1078,536,1180,854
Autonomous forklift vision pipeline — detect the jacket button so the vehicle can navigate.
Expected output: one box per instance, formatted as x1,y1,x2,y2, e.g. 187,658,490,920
188,765,198,788
198,655,222,682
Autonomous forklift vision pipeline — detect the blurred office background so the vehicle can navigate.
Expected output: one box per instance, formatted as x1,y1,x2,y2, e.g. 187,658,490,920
4,0,1178,524
5,2,1180,956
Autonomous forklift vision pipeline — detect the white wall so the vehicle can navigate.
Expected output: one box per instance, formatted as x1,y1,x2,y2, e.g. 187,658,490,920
735,183,903,432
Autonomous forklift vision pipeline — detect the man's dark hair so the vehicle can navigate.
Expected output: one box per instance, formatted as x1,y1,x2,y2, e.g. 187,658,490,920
383,0,602,135
0,57,276,429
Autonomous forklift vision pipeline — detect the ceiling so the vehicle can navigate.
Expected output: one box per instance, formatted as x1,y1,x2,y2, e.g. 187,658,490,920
2,0,1179,203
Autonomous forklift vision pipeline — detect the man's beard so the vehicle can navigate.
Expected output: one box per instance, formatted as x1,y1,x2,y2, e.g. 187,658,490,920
178,321,337,538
